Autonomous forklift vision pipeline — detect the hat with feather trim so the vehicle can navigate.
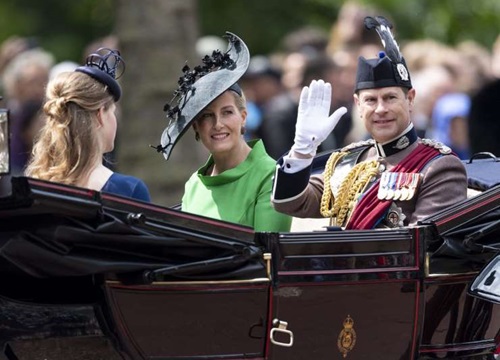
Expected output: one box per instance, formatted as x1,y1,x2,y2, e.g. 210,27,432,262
155,32,250,160
355,16,412,92
75,48,125,101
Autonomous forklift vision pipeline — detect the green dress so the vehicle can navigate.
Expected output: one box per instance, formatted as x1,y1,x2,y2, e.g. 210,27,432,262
182,140,292,232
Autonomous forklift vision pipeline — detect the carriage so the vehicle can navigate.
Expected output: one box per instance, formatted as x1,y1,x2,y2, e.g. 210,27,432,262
1,102,500,359
0,149,499,360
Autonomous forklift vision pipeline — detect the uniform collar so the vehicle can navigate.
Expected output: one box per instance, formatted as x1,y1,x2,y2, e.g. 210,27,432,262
375,124,417,158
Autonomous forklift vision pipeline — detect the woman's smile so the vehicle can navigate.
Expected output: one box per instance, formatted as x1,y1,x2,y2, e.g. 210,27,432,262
211,132,230,140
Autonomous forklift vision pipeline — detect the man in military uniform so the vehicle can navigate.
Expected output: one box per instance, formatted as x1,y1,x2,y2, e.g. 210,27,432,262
271,17,467,229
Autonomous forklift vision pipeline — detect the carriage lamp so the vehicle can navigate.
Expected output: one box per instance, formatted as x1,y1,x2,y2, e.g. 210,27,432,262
0,108,9,175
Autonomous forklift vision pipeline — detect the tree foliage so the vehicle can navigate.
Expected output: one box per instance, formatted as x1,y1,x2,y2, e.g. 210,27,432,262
1,0,498,62
199,0,499,54
198,0,339,55
356,0,500,48
0,0,114,62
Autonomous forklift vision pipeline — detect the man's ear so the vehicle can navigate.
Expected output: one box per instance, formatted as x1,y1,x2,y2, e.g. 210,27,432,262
353,93,360,107
408,88,416,107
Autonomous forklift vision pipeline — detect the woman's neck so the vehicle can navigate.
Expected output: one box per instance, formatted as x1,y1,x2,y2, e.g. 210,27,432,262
210,140,251,176
84,162,113,190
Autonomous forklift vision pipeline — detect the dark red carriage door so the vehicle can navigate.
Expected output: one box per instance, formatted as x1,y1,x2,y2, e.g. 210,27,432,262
268,228,424,360
104,280,271,360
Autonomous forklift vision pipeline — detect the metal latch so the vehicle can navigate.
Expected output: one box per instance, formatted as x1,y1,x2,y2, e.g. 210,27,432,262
263,252,272,279
270,318,294,347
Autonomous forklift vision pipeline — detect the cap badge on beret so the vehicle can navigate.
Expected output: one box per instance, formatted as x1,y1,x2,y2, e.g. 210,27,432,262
397,63,409,81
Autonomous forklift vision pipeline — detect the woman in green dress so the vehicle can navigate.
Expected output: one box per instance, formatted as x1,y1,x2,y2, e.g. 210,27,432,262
157,33,291,232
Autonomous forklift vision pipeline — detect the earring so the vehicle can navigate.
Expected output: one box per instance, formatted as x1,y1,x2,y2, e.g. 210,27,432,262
195,132,200,141
241,126,246,135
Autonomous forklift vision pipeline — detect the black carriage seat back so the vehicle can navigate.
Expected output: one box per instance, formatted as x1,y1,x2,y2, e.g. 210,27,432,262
463,152,500,196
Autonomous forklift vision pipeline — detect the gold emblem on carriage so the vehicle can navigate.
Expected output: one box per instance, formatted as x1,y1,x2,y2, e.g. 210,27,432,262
337,315,356,358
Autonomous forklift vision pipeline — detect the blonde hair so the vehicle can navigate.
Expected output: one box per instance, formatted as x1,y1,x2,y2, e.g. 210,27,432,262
229,88,247,112
25,71,114,186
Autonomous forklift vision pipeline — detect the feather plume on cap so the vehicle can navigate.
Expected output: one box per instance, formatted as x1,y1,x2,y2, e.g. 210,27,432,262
354,15,412,92
364,16,402,64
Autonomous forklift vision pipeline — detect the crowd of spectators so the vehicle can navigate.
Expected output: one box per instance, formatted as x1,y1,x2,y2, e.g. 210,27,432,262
239,1,500,161
1,2,499,182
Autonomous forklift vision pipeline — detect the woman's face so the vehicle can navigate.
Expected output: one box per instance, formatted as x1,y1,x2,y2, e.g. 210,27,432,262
193,91,247,155
98,102,117,153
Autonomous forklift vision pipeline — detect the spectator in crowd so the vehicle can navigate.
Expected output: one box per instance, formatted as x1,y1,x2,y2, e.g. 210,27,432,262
468,33,500,157
1,46,54,175
430,92,471,159
299,54,352,150
325,1,385,145
468,77,500,157
410,63,456,138
0,36,37,82
244,55,298,160
326,0,381,56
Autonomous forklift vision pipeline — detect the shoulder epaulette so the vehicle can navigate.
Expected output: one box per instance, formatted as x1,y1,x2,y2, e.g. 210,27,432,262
341,139,375,152
421,138,452,155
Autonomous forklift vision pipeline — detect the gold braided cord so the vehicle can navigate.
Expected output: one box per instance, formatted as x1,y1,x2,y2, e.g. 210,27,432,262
320,151,347,218
321,156,380,227
337,160,379,226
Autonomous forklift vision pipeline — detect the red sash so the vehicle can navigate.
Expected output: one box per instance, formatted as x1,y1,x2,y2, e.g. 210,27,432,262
345,144,443,230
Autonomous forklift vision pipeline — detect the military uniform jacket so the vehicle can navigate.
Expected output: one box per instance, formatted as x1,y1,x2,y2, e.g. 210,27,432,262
272,138,468,227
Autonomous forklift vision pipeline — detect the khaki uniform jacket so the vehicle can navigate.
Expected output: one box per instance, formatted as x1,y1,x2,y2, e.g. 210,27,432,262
272,139,468,227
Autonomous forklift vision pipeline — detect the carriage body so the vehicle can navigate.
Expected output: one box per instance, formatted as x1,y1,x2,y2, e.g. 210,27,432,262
0,154,499,360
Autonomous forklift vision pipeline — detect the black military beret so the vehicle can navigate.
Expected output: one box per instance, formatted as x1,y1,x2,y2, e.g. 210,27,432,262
355,51,412,92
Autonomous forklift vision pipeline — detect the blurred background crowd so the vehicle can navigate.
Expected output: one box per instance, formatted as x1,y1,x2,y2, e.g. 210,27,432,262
0,0,499,205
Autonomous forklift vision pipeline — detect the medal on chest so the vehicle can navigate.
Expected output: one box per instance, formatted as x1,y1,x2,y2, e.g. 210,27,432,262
378,172,421,201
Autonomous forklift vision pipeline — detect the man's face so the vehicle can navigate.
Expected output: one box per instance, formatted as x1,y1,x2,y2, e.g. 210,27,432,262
354,86,415,143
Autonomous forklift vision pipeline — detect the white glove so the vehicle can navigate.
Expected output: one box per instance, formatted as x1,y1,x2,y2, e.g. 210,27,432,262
290,80,347,157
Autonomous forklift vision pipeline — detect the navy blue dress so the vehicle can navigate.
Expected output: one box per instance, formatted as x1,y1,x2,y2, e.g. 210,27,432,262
101,173,151,202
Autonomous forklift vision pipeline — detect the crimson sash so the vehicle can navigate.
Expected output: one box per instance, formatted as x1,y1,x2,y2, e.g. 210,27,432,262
345,144,443,230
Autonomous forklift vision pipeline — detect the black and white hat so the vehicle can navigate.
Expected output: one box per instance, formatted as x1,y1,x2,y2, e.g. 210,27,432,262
157,32,250,160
